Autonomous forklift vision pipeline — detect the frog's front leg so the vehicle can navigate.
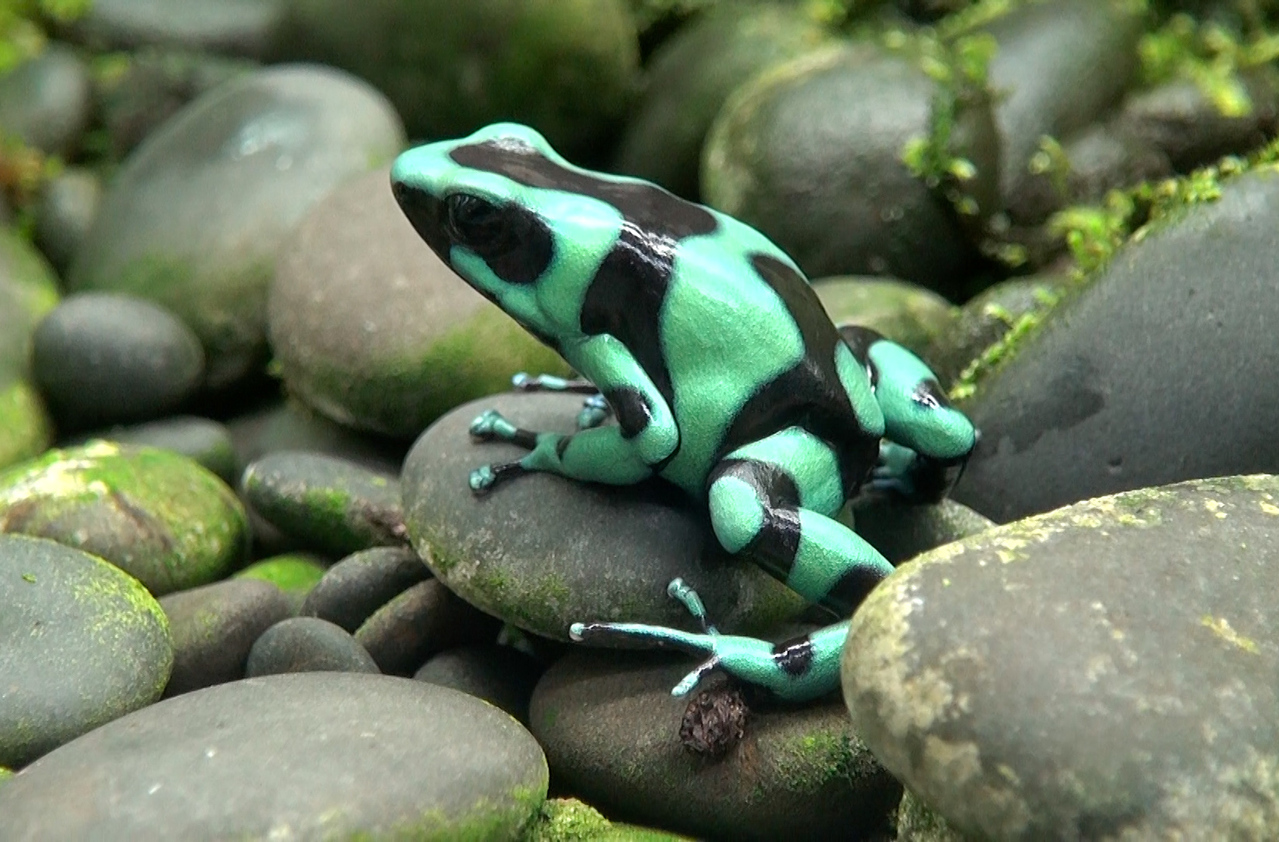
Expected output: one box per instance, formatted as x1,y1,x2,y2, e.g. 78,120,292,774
574,427,893,700
841,325,977,502
468,334,678,493
509,372,612,430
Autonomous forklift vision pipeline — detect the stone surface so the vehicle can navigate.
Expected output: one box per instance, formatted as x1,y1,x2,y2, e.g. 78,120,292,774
32,293,205,430
74,415,238,485
0,441,248,595
160,577,291,695
414,644,544,725
33,167,101,275
67,64,404,389
401,392,807,641
245,616,379,676
268,165,569,438
612,2,831,199
355,579,500,676
268,0,638,160
0,673,549,839
240,450,407,556
955,166,1279,522
702,40,999,293
301,545,428,632
844,475,1279,839
816,276,957,362
66,0,285,57
0,534,171,768
531,650,899,841
0,44,92,157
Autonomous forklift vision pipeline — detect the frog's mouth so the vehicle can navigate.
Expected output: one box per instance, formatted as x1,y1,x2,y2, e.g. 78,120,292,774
390,179,452,264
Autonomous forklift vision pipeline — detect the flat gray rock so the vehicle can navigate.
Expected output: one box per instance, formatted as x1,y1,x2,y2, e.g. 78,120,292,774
401,392,807,641
0,673,547,840
844,475,1279,839
956,166,1279,522
0,534,171,768
531,650,899,841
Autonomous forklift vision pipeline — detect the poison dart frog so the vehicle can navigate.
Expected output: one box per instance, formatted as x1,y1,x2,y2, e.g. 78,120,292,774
390,123,976,703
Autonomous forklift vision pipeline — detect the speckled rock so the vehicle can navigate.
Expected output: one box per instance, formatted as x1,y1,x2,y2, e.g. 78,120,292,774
245,616,379,676
73,415,238,485
301,545,428,632
269,166,569,438
702,40,999,292
160,577,291,695
816,277,957,361
401,392,807,641
896,789,966,842
844,475,1279,839
355,579,500,676
531,650,899,841
0,534,172,768
234,552,327,613
32,293,205,430
0,441,248,595
955,165,1279,522
67,64,404,389
414,644,544,725
268,0,638,160
0,673,549,839
240,451,406,556
613,2,832,198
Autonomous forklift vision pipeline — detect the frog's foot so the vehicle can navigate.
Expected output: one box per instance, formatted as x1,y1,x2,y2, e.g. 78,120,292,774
871,439,974,502
569,578,847,702
576,393,612,430
469,409,539,448
511,372,600,395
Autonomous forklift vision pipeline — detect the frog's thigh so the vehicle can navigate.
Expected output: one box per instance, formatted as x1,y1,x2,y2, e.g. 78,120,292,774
522,425,653,485
707,428,892,614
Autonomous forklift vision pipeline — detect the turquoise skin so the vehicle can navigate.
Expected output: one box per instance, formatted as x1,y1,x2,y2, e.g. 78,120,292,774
391,123,976,702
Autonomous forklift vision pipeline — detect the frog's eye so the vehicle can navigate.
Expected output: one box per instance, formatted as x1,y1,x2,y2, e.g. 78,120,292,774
445,194,506,246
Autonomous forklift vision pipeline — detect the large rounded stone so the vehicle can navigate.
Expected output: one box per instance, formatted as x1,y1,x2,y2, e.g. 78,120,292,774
844,475,1279,839
269,0,638,160
0,673,548,838
955,166,1279,522
401,392,807,641
702,41,999,292
0,534,172,769
67,64,404,389
269,166,569,438
531,650,900,841
32,293,205,430
0,441,249,595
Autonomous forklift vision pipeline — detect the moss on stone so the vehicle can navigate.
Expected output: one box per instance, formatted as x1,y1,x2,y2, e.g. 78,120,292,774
235,554,328,594
0,379,52,471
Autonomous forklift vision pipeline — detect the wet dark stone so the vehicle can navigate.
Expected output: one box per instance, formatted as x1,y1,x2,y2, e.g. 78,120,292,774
301,545,429,633
160,578,291,695
240,450,407,557
32,293,205,430
355,579,500,676
0,673,549,838
955,166,1279,522
245,616,379,677
73,415,238,485
413,644,544,725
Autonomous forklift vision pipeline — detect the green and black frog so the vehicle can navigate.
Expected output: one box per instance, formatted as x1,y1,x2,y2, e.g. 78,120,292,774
391,123,976,703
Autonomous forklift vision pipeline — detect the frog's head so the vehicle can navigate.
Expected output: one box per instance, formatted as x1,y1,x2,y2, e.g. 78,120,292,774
390,123,614,347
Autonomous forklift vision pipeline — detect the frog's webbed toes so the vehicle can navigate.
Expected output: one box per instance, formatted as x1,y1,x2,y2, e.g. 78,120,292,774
469,409,507,440
468,464,498,494
575,394,611,430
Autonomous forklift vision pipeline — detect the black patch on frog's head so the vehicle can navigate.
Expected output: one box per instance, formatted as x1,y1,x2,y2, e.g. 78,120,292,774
448,139,719,241
392,178,553,286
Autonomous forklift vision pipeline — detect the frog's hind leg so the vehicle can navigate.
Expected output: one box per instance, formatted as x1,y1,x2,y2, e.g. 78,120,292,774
841,325,977,502
573,426,893,701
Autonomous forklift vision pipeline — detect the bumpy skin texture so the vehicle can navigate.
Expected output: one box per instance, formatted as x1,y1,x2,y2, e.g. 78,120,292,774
391,124,976,701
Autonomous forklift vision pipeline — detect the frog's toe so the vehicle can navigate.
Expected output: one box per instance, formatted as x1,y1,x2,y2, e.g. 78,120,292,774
575,394,610,430
468,464,498,494
469,409,506,440
511,372,533,390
